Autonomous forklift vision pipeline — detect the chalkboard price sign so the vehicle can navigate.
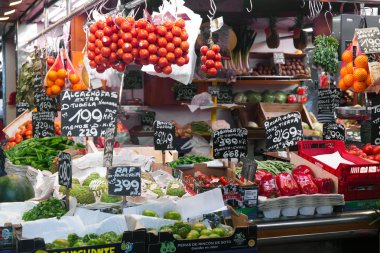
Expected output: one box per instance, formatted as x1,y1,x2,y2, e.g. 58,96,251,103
208,86,219,97
103,128,115,168
213,128,248,159
217,85,233,104
174,83,197,101
241,157,257,181
34,90,57,113
154,121,176,150
318,88,341,114
371,105,380,145
108,166,141,196
33,76,42,93
61,90,118,137
16,102,29,117
32,111,55,138
58,152,72,189
356,27,380,54
0,147,5,177
264,112,303,151
323,123,345,141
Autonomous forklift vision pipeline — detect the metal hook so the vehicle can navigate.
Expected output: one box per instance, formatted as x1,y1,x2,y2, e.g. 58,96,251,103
246,0,253,12
325,11,331,34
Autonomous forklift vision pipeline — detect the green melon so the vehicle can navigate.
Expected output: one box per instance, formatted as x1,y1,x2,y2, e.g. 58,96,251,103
0,175,35,202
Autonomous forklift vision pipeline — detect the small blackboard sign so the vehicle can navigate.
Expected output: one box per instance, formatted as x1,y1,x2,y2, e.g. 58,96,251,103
60,90,118,137
264,112,303,151
371,105,380,145
123,70,143,89
32,111,55,138
318,88,341,114
58,152,72,189
0,147,5,177
103,128,115,168
153,121,176,150
273,52,285,64
141,111,155,126
217,85,233,104
16,102,29,117
208,86,219,97
34,90,58,113
33,76,42,93
213,128,248,159
0,226,13,249
174,83,197,101
108,166,141,196
241,157,257,181
323,123,345,141
356,27,380,54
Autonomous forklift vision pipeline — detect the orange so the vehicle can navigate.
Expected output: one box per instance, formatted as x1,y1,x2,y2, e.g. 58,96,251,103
353,67,367,82
69,74,80,84
46,79,54,87
353,81,366,93
46,87,53,96
343,74,354,87
342,50,353,64
340,66,348,76
47,70,58,81
51,85,62,95
346,62,353,74
354,55,368,68
366,75,372,87
55,78,65,88
57,69,67,79
72,84,82,91
339,79,349,91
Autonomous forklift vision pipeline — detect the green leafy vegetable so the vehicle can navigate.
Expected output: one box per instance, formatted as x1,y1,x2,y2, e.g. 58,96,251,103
22,198,67,221
312,35,339,74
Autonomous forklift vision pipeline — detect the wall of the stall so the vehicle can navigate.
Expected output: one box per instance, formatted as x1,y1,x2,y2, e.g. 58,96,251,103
2,36,16,125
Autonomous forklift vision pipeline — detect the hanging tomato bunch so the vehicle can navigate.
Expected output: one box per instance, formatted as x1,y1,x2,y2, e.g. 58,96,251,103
87,16,190,74
199,44,222,76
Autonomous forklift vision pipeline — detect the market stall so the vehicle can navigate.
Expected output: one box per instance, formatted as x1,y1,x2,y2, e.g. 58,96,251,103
1,0,380,252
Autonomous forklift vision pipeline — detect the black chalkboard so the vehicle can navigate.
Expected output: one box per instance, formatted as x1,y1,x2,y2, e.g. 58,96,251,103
34,90,58,113
241,157,257,181
174,83,197,101
33,76,42,94
217,85,233,104
264,112,303,151
123,70,143,89
108,166,141,196
318,88,341,115
208,86,219,97
58,152,72,189
60,90,119,137
103,128,115,168
141,111,155,126
213,128,248,159
371,104,380,145
323,123,345,141
16,102,29,117
32,111,55,138
153,121,176,150
356,27,380,54
0,147,5,177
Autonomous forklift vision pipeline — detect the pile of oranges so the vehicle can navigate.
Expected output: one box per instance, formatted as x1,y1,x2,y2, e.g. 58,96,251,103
45,68,84,96
339,50,371,93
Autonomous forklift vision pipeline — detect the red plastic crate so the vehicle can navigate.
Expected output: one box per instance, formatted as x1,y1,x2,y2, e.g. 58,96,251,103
298,140,380,200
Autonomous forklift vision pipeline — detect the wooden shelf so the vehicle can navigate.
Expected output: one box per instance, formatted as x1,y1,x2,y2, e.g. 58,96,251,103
234,79,301,85
192,77,309,85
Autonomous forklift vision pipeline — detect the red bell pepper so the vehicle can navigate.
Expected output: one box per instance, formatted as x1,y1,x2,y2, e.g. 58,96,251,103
293,173,319,194
259,174,281,198
275,173,300,196
313,178,334,194
254,169,273,184
292,165,314,177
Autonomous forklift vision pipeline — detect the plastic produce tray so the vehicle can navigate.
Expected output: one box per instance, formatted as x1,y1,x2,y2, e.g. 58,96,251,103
298,140,380,201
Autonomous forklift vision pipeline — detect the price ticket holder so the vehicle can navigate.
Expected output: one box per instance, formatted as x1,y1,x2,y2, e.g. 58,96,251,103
108,166,141,206
58,152,72,210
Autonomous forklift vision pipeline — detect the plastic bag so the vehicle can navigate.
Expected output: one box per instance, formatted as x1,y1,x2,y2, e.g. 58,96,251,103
254,169,272,184
275,173,300,196
293,173,318,194
292,165,314,177
141,0,202,84
313,178,334,194
259,174,281,198
191,92,213,106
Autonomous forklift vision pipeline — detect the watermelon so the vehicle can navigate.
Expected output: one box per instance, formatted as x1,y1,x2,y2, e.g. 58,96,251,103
274,91,287,103
246,91,262,103
0,175,35,202
233,92,247,103
262,91,275,103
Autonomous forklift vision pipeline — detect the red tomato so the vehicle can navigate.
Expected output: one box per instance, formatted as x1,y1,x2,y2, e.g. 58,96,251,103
362,144,373,155
130,28,137,37
375,154,380,162
172,37,182,47
158,37,168,48
158,57,169,68
117,48,124,58
115,62,126,72
139,39,149,49
154,65,163,73
117,38,124,48
131,38,139,48
200,46,209,55
162,65,172,74
109,52,118,62
207,67,217,76
184,55,189,64
96,65,106,73
94,55,103,65
121,21,132,32
171,26,182,37
111,33,119,43
131,48,139,57
122,43,133,53
122,53,133,63
136,18,147,29
111,25,118,33
88,33,96,43
180,31,189,41
156,26,167,36
206,50,215,59
348,150,358,155
148,44,158,54
103,26,113,36
89,24,98,34
200,64,208,73
214,53,222,61
122,32,133,43
215,61,223,70
138,29,148,40
110,42,117,52
201,56,207,63
176,57,186,66
180,41,189,51
95,30,104,39
87,51,95,60
164,21,173,31
102,36,111,46
166,42,175,52
211,44,220,53
174,48,183,58
89,60,97,68
165,32,174,42
126,16,135,25
101,47,111,58
106,16,114,26
374,146,380,155
95,39,103,49
205,59,215,68
147,33,157,44
146,23,155,33
139,49,149,59
175,18,185,28
141,58,149,65
97,21,105,30
157,48,168,57
115,16,125,26
166,52,175,63
46,56,55,66
149,54,158,64
94,47,101,55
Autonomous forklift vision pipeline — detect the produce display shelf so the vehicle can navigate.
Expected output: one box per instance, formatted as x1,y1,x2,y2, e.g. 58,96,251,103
192,78,310,85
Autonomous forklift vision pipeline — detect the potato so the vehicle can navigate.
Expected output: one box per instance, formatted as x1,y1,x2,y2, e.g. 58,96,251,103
295,70,300,75
252,71,259,76
291,70,296,76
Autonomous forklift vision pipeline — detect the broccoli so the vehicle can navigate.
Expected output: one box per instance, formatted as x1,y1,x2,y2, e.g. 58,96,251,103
82,233,98,243
72,241,87,247
99,231,118,243
116,233,123,242
166,179,186,197
82,172,101,186
67,233,81,247
172,222,192,239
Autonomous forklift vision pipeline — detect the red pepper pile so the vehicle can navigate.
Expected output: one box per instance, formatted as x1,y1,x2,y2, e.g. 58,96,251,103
183,170,234,190
347,144,380,162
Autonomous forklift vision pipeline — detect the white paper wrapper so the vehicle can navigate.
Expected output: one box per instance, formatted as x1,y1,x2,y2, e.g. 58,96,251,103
125,215,176,231
312,151,353,169
0,202,36,226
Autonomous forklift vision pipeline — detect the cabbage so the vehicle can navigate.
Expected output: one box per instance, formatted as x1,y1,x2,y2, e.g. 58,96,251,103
234,92,247,103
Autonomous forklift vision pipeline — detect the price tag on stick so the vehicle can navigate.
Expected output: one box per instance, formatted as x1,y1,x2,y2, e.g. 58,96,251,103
174,83,197,101
103,128,115,168
58,152,72,210
16,102,29,117
264,112,303,151
355,27,380,54
371,105,380,145
108,166,141,196
32,111,55,138
154,121,176,151
0,147,5,177
213,128,248,159
323,123,345,141
241,157,257,182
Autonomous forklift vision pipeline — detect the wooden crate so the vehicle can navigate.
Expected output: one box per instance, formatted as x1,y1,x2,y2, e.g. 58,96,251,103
257,102,314,129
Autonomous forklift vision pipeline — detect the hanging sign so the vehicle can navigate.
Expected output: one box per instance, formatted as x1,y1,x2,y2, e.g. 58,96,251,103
355,27,380,54
108,166,141,196
16,102,29,117
217,85,233,103
58,152,72,189
32,111,55,138
213,128,248,159
60,90,118,137
208,86,219,97
323,123,345,141
103,128,115,168
174,83,197,101
264,112,303,151
153,121,176,150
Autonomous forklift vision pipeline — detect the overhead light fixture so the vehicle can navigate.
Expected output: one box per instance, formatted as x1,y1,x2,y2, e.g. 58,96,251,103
9,0,22,6
4,9,16,16
302,27,313,32
0,17,10,21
